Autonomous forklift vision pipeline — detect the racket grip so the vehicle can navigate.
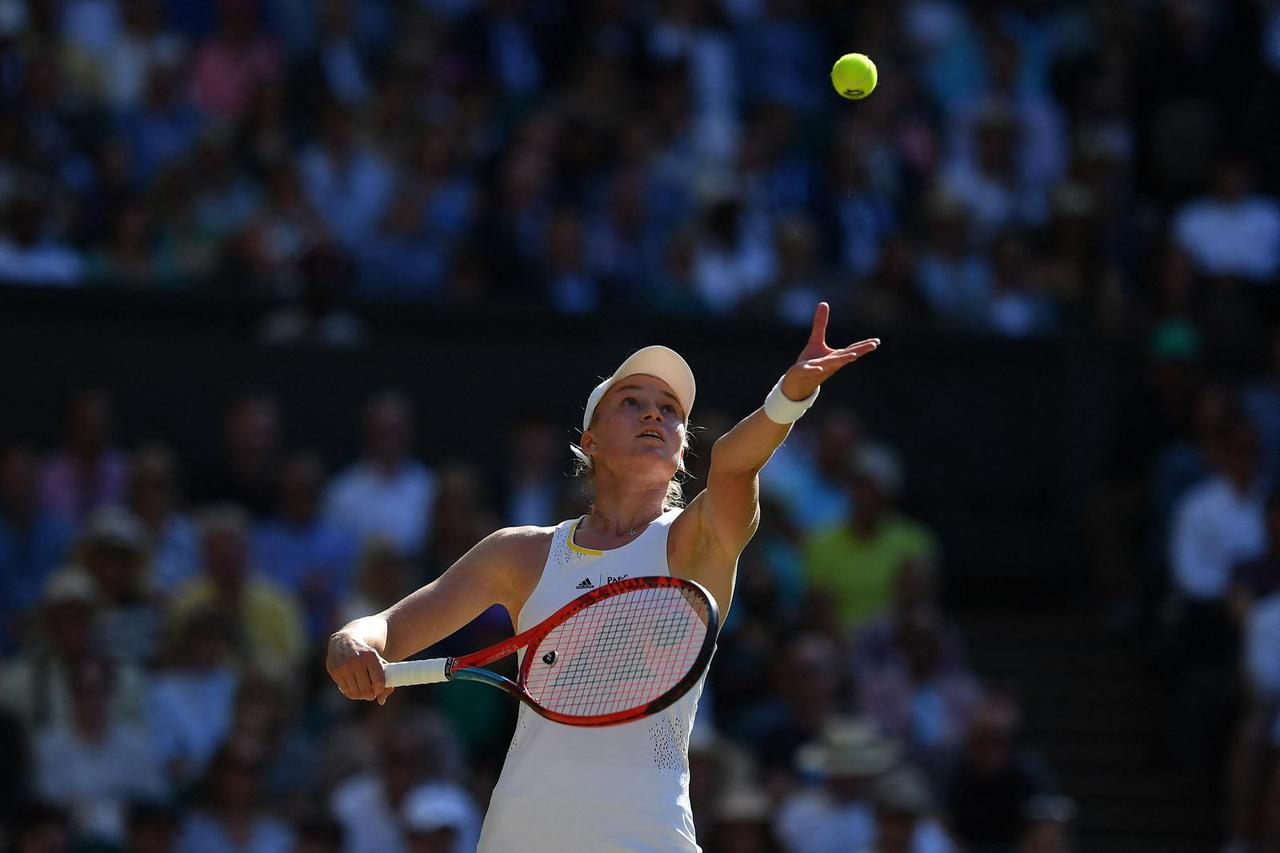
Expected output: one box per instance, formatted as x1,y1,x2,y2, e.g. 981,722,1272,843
383,658,451,687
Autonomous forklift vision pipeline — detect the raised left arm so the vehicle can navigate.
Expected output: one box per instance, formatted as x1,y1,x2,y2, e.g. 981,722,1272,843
692,302,879,564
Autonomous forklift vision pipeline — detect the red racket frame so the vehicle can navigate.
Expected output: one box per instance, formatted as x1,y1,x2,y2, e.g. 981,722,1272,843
445,575,718,726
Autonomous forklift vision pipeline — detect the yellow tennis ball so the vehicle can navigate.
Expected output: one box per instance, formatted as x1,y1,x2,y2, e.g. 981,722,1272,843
831,53,877,100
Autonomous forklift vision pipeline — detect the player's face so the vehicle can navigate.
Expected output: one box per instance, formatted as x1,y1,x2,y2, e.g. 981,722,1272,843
586,374,686,482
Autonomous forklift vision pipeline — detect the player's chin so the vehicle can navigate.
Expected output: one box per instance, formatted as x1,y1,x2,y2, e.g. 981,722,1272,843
625,449,679,479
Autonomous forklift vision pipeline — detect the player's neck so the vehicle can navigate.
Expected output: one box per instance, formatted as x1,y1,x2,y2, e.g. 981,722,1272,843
585,487,666,539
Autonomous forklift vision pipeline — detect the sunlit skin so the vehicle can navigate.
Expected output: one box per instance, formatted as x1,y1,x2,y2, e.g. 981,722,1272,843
326,301,880,709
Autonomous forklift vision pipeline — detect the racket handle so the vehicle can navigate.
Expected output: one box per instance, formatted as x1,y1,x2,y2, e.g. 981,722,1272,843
383,658,451,687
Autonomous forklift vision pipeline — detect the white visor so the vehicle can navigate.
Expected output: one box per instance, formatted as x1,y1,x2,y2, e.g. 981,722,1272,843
581,346,696,433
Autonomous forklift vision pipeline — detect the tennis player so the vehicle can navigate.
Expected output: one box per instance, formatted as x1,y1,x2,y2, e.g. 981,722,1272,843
326,302,879,851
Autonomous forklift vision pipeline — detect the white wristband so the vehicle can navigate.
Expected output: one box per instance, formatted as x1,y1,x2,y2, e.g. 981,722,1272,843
763,377,819,424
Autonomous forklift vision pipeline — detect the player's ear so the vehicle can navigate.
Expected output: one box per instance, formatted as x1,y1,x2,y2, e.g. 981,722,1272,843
581,429,597,454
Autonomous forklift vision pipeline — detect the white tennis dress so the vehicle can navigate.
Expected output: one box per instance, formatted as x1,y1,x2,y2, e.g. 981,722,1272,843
477,508,707,853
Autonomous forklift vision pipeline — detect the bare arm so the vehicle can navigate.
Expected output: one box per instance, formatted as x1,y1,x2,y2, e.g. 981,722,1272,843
326,526,547,703
686,303,879,591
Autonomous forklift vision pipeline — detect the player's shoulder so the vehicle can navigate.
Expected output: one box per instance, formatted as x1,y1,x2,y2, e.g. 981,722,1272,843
480,526,557,607
482,524,557,563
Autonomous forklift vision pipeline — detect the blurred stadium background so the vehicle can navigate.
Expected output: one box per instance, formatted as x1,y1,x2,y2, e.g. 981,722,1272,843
2,0,1280,851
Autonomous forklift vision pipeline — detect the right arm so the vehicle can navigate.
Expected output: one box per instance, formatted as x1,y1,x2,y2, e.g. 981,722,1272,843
325,526,549,703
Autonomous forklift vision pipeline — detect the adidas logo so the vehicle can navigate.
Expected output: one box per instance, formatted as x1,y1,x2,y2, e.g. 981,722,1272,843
575,578,594,590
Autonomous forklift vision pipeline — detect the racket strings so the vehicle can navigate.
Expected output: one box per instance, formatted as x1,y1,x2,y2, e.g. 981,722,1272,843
523,585,711,718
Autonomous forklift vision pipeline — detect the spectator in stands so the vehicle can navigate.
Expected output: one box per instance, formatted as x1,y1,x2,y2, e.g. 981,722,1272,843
852,559,967,684
1224,493,1280,850
221,673,315,806
709,783,776,853
297,102,394,251
422,463,499,581
914,191,992,330
147,608,239,786
38,388,129,522
586,167,661,301
944,694,1054,850
290,0,374,110
762,406,895,535
822,130,896,279
735,633,845,784
733,0,826,115
338,538,416,626
0,444,74,649
858,765,954,853
84,196,164,288
0,569,147,732
189,0,283,120
1173,159,1280,283
1171,413,1269,605
231,162,328,298
939,103,1041,244
986,230,1056,337
0,195,85,286
190,131,264,241
401,783,482,853
1168,415,1267,704
717,495,806,640
33,658,164,843
539,206,601,314
804,447,939,631
177,740,294,853
172,506,306,672
691,192,775,314
76,505,159,664
127,444,199,594
257,244,366,347
775,717,899,853
1150,384,1234,569
742,215,832,327
355,181,449,302
501,417,562,527
330,710,476,853
650,228,714,316
252,451,358,641
855,605,982,775
119,53,203,184
324,391,436,556
192,392,283,517
1243,325,1280,484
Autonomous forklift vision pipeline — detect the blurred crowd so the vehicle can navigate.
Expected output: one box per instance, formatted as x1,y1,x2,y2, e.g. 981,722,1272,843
0,385,1077,853
1092,317,1280,853
0,0,1276,344
5,0,1280,851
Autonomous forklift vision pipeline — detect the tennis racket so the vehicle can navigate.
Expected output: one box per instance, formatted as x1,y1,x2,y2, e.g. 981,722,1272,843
383,576,718,727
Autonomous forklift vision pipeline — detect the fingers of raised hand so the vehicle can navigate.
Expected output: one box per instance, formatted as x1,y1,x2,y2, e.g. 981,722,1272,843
834,338,880,360
807,302,831,350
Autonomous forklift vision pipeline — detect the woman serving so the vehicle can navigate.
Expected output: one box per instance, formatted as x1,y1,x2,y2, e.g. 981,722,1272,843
326,302,879,851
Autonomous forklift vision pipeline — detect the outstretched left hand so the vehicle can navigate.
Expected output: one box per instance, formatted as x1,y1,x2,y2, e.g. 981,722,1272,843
780,302,880,401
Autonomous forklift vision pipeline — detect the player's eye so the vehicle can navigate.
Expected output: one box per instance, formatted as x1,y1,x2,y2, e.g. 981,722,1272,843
623,397,637,406
661,404,676,415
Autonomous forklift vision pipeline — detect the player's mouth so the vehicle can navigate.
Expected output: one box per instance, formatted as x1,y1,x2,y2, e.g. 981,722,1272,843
636,430,665,443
